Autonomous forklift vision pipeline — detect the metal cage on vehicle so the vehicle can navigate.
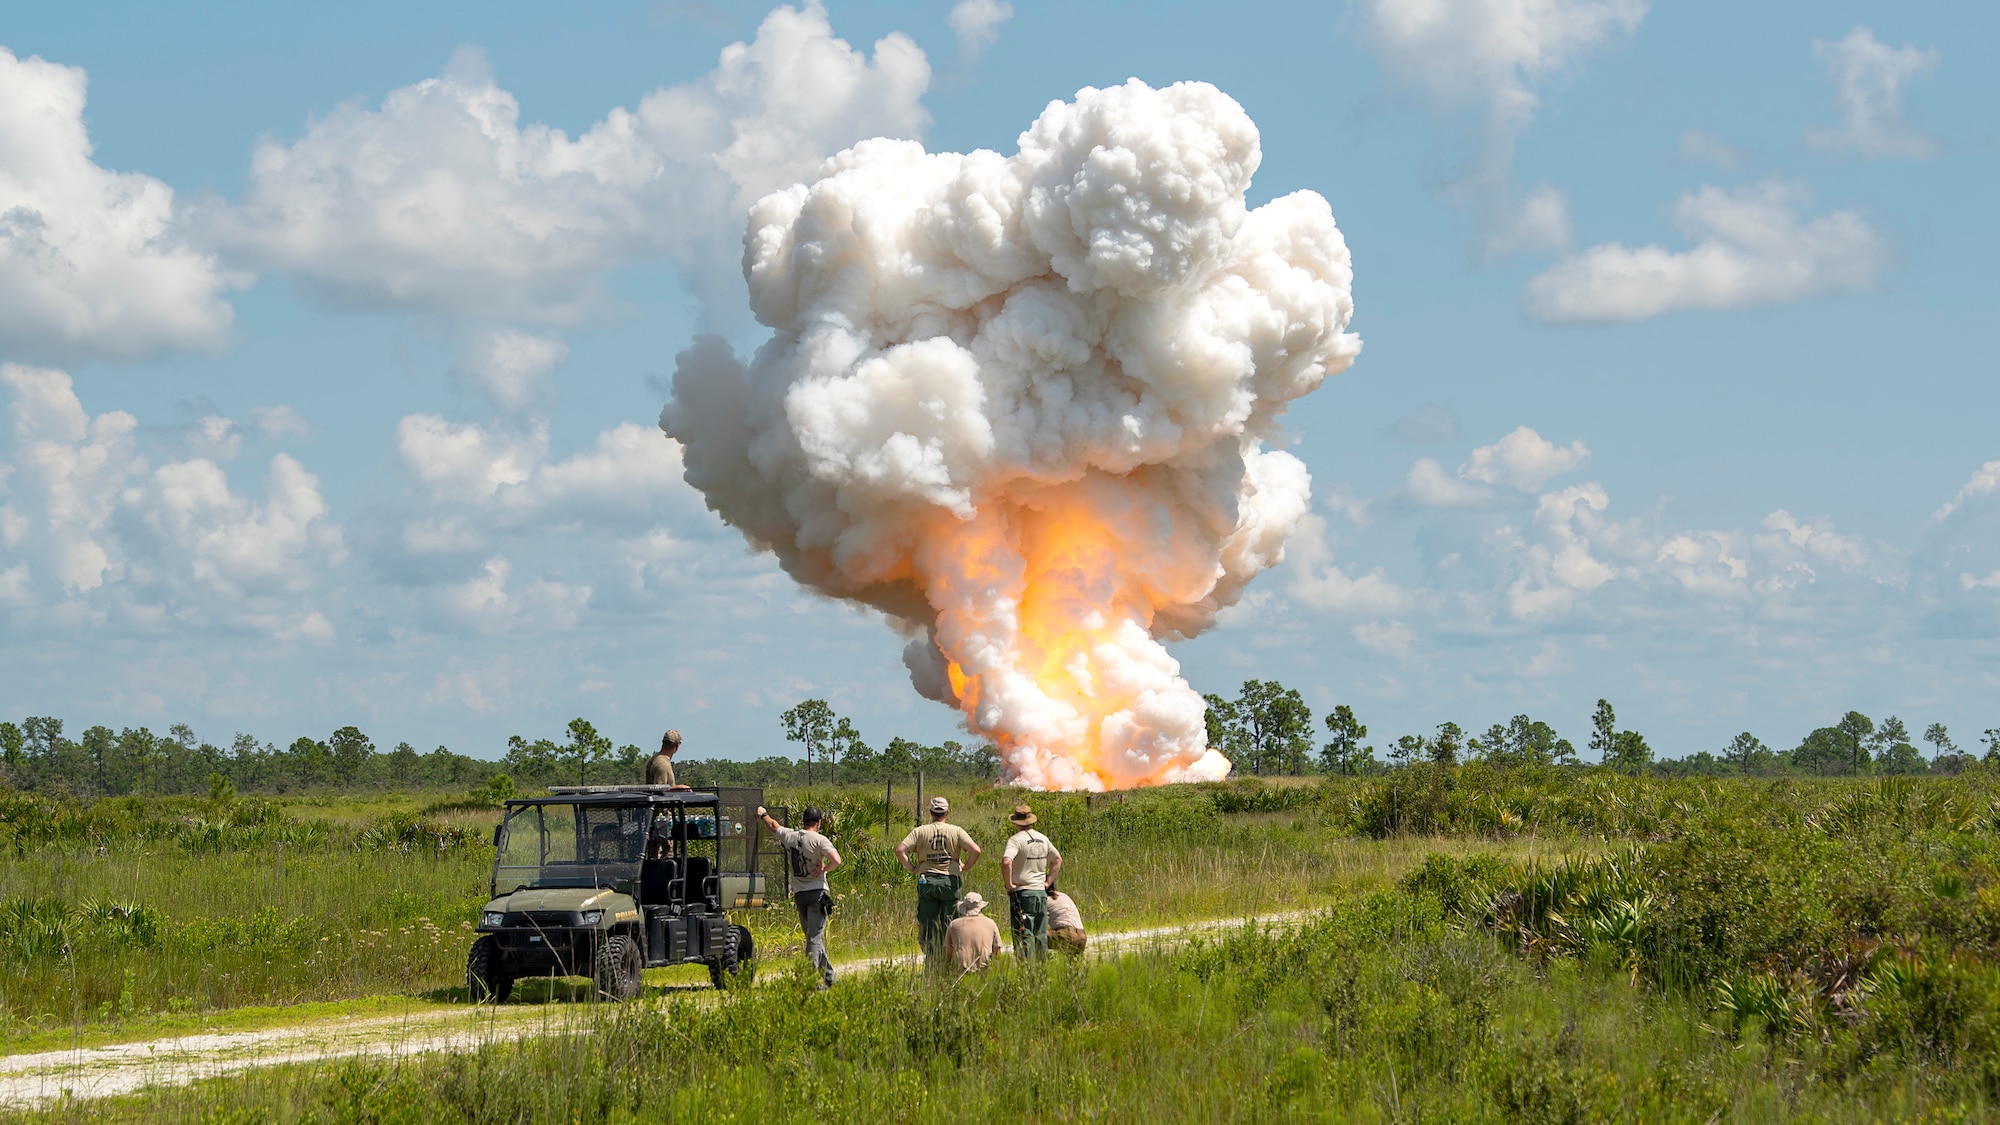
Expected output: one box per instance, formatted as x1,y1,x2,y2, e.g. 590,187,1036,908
470,785,768,1001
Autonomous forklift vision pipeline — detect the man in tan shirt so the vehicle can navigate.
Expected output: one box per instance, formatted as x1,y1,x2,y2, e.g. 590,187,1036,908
646,730,690,789
895,796,982,969
943,891,1002,976
1001,804,1061,961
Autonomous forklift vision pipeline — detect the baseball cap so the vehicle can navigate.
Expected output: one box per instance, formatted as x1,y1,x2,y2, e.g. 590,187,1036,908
930,796,950,814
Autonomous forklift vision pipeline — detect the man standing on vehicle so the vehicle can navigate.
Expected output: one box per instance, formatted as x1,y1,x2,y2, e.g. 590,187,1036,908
758,803,841,989
895,796,982,970
1001,804,1061,962
647,730,694,790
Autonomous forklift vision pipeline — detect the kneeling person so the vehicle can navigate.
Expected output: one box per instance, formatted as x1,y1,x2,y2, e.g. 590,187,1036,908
943,891,1003,976
1046,882,1087,956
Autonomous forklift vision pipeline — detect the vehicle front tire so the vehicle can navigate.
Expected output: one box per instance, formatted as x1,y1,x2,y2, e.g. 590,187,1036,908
709,924,756,990
595,933,643,1002
467,935,513,1003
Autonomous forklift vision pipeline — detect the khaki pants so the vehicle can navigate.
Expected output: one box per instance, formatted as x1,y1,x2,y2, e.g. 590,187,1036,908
1049,926,1087,956
915,875,961,968
1009,888,1048,961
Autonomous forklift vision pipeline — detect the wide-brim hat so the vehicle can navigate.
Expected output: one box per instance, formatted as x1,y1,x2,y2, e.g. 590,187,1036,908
1008,804,1037,827
958,891,988,916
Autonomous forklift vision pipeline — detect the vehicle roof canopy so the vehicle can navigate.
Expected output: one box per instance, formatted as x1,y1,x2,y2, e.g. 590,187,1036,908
503,786,722,810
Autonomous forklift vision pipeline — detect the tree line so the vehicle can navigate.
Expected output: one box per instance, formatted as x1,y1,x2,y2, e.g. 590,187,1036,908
4,690,1995,799
0,708,1001,799
1200,679,2000,778
0,718,500,797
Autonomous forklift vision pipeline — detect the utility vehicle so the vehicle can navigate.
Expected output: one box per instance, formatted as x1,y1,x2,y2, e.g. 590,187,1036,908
466,786,773,1002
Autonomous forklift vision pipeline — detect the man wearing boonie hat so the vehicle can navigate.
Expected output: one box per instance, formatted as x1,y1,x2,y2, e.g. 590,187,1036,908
1001,804,1062,961
942,891,1003,976
895,794,982,970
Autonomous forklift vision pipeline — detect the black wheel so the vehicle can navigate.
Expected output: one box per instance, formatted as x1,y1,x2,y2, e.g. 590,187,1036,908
709,924,756,990
467,935,513,1003
595,933,643,1001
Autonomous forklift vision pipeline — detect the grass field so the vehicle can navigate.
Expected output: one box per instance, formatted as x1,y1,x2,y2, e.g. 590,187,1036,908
6,767,2000,1120
0,775,1562,1042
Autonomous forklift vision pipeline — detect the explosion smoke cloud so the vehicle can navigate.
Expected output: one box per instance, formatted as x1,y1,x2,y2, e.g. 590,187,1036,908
662,79,1359,790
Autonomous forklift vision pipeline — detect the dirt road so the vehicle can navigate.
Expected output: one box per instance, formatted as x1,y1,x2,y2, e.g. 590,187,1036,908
0,910,1306,1110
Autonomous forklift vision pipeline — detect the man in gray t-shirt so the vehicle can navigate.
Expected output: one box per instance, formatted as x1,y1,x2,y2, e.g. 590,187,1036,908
758,804,842,988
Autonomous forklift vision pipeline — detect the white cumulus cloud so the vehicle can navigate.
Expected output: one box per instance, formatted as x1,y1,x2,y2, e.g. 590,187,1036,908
248,405,311,439
455,329,567,415
0,48,236,363
1401,426,1587,506
435,555,591,634
1356,0,1644,257
1525,181,1890,323
206,3,931,322
948,0,1013,63
1287,513,1413,616
394,414,695,551
1932,460,1998,523
0,365,342,636
1807,27,1941,160
1459,425,1590,491
1352,619,1416,658
1289,423,1910,641
1401,457,1495,508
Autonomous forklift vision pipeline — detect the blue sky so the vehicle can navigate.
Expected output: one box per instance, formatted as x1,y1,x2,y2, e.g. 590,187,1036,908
1,0,1994,766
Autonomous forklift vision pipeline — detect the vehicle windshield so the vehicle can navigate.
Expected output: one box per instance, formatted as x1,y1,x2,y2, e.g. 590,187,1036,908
495,803,652,890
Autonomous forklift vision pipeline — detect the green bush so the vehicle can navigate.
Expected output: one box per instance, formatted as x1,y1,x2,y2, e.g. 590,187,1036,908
357,813,484,853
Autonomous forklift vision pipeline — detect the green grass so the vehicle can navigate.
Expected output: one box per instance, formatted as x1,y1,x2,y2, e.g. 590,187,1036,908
0,778,1551,1048
8,763,2000,1123
33,890,1990,1123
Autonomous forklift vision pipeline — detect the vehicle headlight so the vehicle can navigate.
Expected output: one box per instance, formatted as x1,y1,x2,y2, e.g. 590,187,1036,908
480,911,505,927
579,910,604,925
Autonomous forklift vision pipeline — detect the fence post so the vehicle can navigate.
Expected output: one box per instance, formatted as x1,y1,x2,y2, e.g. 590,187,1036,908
915,769,924,828
885,778,892,839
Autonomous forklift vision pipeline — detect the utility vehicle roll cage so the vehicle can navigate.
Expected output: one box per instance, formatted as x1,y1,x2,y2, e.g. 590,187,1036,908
490,786,770,910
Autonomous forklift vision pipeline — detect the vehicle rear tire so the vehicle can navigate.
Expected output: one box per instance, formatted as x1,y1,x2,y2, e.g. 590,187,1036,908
467,935,513,1003
595,933,643,1001
709,924,756,990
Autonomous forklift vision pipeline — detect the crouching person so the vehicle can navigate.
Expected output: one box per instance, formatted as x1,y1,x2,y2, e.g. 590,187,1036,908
1046,882,1087,957
943,891,1002,977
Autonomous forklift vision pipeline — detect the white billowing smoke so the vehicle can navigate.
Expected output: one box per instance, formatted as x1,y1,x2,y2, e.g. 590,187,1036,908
662,80,1360,790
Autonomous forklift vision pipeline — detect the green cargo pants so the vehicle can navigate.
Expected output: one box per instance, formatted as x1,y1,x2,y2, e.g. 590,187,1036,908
916,874,962,967
1009,888,1049,961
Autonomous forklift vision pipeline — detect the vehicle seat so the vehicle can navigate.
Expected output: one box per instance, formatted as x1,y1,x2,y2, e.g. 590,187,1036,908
682,856,713,905
640,858,678,906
